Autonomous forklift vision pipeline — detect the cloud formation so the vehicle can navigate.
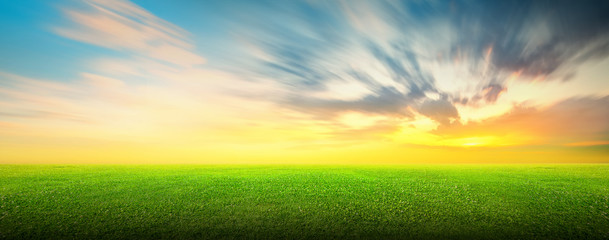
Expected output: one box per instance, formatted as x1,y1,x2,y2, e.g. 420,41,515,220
417,98,460,126
53,0,205,67
217,0,609,126
450,0,609,80
435,96,609,145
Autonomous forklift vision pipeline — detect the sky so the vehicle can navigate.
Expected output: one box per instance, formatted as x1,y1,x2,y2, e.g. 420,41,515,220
1,0,608,164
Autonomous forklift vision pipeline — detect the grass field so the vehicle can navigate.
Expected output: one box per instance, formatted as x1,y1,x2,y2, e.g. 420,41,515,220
0,165,608,239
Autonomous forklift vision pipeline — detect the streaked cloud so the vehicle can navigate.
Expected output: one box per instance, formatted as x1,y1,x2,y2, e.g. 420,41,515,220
435,96,609,146
53,0,205,67
417,98,460,126
216,0,609,127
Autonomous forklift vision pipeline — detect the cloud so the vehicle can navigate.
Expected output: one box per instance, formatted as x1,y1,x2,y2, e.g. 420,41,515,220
0,69,284,146
53,0,205,67
435,96,609,145
286,87,415,118
215,2,446,124
21,0,301,147
480,84,506,103
459,84,507,105
213,0,609,126
417,98,460,126
449,0,609,80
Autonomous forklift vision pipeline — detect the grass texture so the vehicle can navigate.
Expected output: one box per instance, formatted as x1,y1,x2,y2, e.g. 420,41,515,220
1,165,608,239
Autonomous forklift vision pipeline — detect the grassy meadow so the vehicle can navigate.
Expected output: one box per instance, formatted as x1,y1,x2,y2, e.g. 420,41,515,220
0,165,608,239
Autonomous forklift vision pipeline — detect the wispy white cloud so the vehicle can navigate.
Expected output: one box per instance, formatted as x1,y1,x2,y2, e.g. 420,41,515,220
53,0,205,67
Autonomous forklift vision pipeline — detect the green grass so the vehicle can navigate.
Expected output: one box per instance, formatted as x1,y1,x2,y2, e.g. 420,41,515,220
1,165,608,239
